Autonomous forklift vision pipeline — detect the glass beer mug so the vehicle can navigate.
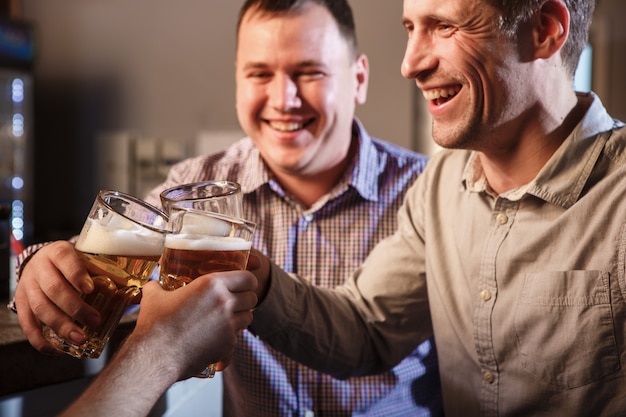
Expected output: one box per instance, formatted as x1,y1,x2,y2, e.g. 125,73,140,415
159,206,255,378
159,180,243,218
43,190,169,358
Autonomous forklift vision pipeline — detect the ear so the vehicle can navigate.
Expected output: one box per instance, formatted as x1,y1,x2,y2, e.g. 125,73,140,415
354,53,369,105
532,0,570,59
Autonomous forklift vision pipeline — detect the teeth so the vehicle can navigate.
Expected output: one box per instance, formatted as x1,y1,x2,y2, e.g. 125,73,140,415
422,86,461,101
270,121,303,132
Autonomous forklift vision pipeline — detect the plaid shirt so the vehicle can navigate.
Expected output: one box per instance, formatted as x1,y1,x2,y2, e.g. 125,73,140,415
13,120,442,416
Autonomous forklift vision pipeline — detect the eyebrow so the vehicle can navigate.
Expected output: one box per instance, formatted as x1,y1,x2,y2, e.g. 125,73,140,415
240,59,327,71
240,62,268,71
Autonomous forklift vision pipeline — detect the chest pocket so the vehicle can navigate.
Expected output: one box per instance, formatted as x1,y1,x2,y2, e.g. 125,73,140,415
514,270,619,388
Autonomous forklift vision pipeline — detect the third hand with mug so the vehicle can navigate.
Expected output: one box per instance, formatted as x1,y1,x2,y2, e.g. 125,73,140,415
159,206,256,378
158,180,255,378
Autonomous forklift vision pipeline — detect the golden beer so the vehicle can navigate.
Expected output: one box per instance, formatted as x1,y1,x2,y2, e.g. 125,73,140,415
44,212,165,358
160,236,252,290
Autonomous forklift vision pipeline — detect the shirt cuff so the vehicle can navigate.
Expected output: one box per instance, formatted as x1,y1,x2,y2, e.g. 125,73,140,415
248,259,298,338
6,242,50,313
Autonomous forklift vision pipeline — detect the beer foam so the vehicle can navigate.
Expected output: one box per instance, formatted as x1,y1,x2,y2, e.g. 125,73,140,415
178,212,233,236
165,234,252,251
76,218,164,256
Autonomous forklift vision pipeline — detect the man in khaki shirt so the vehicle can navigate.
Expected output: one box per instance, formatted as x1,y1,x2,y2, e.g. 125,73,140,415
244,0,626,415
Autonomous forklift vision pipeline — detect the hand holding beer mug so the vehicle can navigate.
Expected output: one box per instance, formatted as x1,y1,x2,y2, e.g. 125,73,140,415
160,180,243,218
160,207,255,377
43,190,168,358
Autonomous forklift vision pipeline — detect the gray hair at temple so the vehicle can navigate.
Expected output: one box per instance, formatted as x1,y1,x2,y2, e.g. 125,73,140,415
236,0,359,58
494,0,596,78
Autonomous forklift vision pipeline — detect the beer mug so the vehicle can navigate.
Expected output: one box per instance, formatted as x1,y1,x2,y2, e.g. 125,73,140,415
159,207,255,377
43,190,169,358
159,180,243,218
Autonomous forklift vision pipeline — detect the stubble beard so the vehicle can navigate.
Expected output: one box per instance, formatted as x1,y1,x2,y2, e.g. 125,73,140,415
431,109,484,152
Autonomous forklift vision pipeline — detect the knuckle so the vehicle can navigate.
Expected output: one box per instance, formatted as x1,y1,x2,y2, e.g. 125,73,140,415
29,296,50,318
65,302,85,320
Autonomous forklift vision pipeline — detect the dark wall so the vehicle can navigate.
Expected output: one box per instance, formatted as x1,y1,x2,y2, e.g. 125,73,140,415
32,77,121,242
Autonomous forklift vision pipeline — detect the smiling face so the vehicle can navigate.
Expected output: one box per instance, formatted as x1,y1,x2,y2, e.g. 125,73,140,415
401,0,534,151
235,2,368,179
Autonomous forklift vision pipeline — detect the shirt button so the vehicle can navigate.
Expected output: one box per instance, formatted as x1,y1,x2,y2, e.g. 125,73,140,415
496,213,508,225
480,289,492,301
483,371,495,383
304,411,315,417
303,213,314,222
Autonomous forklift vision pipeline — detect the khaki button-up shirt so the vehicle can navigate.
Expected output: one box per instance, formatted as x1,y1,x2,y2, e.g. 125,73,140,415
252,93,626,416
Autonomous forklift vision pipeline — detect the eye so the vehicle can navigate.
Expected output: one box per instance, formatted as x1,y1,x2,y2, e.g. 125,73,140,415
436,22,456,36
244,71,274,84
249,71,271,79
296,70,325,81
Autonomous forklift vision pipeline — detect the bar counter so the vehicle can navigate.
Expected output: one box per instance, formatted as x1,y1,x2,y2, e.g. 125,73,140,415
0,305,137,397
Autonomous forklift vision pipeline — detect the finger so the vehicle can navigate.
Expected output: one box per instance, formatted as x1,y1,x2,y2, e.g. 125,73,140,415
15,292,63,354
219,271,258,293
232,309,254,332
15,310,51,353
19,261,99,346
27,284,94,345
44,242,94,294
231,291,258,313
20,244,99,329
35,270,100,329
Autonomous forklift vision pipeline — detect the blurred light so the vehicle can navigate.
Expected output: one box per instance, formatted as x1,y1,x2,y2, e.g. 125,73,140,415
574,44,592,92
11,176,24,190
12,78,24,103
11,217,23,229
12,113,24,137
11,200,24,242
12,200,23,211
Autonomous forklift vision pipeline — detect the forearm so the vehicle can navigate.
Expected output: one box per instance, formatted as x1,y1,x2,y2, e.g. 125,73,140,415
250,215,432,379
58,332,178,417
250,259,406,378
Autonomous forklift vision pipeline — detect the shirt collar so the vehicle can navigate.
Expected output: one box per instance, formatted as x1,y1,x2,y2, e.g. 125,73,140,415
463,92,623,207
347,118,382,202
236,118,382,203
235,143,270,195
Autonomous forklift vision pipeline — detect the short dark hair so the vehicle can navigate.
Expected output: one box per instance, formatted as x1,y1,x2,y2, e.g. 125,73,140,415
237,0,359,57
494,0,596,77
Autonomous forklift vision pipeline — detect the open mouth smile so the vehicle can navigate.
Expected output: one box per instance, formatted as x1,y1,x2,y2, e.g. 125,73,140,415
267,119,314,132
422,86,462,106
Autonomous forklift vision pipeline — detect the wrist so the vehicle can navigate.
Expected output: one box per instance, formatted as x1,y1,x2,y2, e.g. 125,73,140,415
121,330,181,384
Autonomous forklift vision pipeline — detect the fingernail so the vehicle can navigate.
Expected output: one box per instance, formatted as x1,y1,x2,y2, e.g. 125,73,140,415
69,330,86,344
81,277,94,293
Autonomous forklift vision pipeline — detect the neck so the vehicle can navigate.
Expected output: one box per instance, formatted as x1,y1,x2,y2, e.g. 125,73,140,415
274,172,344,207
272,138,358,208
480,93,591,195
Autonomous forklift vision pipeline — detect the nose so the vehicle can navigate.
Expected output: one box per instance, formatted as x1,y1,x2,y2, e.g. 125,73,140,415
401,30,437,81
269,74,301,111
